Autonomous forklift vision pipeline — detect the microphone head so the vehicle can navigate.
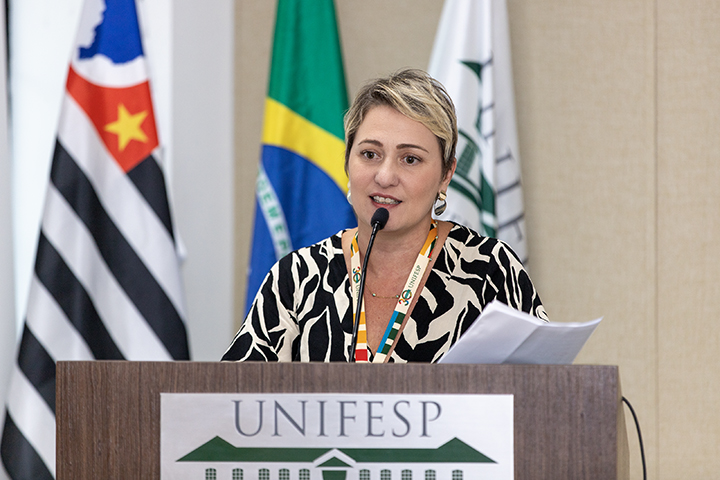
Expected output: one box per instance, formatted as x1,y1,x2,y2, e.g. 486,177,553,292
371,207,390,230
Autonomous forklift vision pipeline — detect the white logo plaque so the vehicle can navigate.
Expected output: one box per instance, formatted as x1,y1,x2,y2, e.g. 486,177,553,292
161,393,513,480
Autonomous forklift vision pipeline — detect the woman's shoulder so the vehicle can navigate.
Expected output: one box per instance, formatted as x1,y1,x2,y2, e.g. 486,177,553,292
444,221,505,252
277,230,346,271
440,222,525,269
285,230,343,254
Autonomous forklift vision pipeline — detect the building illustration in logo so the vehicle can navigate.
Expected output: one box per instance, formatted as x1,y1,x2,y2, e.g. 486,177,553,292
177,436,496,480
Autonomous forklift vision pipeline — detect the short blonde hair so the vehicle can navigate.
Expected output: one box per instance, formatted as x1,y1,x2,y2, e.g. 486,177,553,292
344,68,457,179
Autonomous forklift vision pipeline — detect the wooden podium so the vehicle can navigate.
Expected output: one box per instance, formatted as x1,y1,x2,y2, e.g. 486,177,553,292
56,362,629,479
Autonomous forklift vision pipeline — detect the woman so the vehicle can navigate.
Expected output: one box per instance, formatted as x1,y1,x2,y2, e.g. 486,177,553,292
223,69,547,363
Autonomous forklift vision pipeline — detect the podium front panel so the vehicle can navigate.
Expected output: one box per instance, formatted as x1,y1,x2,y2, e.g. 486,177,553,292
56,362,628,480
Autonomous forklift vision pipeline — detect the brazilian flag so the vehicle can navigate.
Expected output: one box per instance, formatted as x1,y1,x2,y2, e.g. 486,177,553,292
246,0,356,312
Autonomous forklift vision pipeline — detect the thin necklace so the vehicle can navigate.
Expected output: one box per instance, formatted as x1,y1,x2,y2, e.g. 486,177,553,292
370,292,401,299
367,228,433,300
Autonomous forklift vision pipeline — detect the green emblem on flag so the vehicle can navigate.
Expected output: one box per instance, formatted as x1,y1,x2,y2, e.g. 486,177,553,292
450,58,497,237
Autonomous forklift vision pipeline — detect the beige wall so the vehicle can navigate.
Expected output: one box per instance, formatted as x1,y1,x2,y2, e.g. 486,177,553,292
235,1,720,478
657,0,720,475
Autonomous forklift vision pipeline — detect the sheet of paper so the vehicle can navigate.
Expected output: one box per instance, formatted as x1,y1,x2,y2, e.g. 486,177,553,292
504,318,602,364
438,301,602,365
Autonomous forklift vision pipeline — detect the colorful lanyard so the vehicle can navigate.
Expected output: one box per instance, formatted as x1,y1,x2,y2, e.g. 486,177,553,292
350,221,438,363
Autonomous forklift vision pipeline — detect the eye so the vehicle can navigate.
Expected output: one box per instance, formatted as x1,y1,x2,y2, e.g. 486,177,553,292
361,150,378,160
403,155,420,165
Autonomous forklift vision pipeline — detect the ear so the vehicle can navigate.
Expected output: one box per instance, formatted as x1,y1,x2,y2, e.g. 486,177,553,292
441,157,457,190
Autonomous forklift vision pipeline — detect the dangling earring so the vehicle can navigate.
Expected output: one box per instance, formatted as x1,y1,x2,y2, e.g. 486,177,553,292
434,191,447,216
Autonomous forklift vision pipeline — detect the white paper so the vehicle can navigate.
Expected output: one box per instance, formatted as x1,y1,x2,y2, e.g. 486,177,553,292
438,301,601,365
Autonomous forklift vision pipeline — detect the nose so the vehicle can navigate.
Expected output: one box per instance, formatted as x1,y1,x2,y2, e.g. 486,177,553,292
374,158,399,188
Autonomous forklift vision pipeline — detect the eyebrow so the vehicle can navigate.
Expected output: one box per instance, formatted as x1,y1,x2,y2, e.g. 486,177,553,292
358,139,429,153
397,143,429,153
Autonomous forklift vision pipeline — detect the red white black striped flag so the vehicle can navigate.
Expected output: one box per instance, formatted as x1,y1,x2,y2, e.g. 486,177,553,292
1,1,190,478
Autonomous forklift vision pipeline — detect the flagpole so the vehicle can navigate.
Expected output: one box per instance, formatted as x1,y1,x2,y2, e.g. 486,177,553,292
0,2,16,479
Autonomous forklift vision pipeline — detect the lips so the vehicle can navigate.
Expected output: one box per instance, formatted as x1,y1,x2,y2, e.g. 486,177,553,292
371,195,400,205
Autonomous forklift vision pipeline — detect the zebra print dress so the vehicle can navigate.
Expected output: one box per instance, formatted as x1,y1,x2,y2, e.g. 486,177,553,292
222,223,548,363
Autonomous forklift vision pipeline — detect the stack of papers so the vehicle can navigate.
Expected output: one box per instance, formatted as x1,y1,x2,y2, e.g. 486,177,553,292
438,301,602,365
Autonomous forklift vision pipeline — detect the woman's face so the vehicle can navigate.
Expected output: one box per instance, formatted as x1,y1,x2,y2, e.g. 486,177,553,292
347,104,454,236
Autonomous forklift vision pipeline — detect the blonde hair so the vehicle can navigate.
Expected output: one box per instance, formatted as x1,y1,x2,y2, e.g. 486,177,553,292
344,68,458,178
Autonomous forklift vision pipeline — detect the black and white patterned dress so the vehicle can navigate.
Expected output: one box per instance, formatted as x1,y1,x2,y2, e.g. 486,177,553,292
223,223,548,363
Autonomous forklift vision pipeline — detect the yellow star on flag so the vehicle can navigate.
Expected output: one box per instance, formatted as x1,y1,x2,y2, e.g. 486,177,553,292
104,103,149,151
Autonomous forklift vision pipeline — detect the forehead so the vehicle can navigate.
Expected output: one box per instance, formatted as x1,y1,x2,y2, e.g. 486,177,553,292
356,105,439,150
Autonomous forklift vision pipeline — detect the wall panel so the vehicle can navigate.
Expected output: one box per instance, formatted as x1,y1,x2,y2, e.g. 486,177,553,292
507,2,657,478
234,0,275,320
657,1,720,477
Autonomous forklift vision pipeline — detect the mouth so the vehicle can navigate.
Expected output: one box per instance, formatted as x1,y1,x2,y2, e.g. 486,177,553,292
371,195,400,206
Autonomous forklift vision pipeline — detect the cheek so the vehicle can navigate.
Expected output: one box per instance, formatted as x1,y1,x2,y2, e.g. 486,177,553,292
347,161,370,186
426,169,448,192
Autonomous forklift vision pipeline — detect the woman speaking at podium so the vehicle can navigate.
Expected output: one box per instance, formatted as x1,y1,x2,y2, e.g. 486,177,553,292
223,69,548,363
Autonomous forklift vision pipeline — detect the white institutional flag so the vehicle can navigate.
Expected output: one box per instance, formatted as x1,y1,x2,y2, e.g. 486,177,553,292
429,0,529,263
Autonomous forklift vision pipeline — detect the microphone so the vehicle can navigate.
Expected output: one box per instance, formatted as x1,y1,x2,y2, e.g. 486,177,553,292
350,208,389,361
371,207,389,230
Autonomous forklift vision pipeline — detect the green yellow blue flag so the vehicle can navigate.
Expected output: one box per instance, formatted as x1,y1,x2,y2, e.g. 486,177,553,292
246,0,356,311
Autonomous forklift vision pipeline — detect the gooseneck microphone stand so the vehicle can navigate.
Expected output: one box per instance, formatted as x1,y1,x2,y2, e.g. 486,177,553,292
350,207,389,361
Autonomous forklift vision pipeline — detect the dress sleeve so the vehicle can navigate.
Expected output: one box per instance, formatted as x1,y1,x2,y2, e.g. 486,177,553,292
481,240,549,321
221,255,301,361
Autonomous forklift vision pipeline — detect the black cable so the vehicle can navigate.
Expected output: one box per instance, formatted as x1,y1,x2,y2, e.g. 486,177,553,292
621,396,647,480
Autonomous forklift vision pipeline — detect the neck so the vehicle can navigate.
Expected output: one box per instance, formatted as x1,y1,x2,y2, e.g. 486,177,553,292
357,219,434,275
